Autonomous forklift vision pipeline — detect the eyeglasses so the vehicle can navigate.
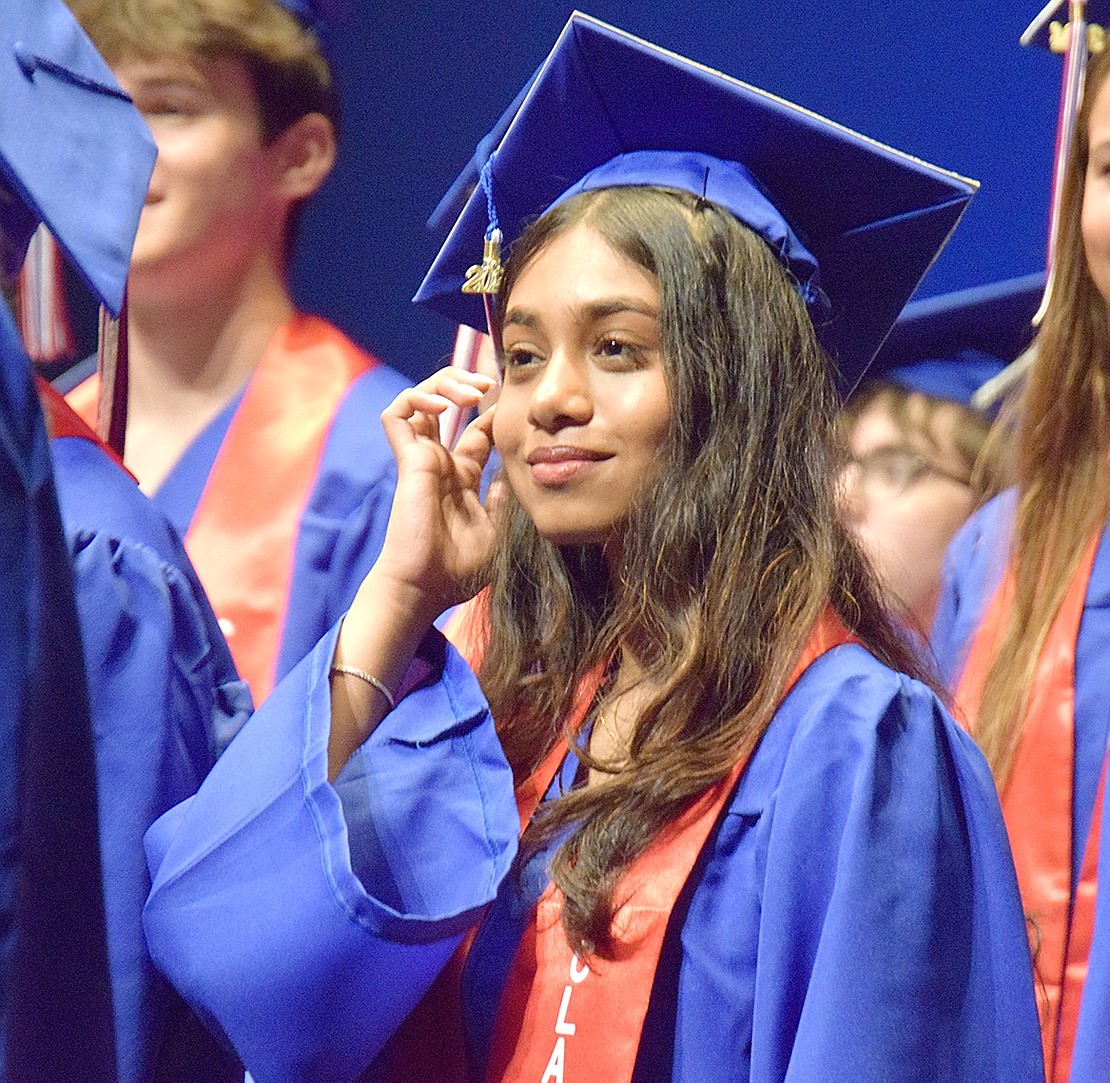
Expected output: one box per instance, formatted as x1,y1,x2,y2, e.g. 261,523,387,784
841,446,971,499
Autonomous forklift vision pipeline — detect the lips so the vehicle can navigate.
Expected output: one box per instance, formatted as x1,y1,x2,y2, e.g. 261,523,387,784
525,445,609,465
524,445,611,486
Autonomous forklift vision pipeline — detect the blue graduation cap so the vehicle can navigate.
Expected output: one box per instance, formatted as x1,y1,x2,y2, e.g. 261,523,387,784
0,0,155,318
869,273,1044,410
277,0,348,29
416,12,979,393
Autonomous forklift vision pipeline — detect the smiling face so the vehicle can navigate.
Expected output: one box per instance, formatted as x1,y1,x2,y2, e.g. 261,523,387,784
113,53,291,300
493,222,672,550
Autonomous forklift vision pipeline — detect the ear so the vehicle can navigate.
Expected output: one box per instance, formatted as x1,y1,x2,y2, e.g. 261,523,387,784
274,112,336,201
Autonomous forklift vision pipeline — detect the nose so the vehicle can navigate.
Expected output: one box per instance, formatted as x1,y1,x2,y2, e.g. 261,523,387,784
528,352,593,432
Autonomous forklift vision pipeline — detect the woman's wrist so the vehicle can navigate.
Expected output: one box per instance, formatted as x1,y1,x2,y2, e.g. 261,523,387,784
326,567,443,780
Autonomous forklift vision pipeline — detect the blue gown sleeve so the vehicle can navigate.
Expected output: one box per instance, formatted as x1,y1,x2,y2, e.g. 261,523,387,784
53,435,253,1083
143,624,518,1082
748,653,1043,1081
1073,745,1110,1079
647,648,1042,1082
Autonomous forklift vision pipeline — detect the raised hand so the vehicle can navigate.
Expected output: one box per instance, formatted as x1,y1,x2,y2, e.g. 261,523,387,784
326,367,499,777
376,367,499,620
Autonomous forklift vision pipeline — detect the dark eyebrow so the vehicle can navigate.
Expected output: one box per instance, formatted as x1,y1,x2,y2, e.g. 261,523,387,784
502,297,659,330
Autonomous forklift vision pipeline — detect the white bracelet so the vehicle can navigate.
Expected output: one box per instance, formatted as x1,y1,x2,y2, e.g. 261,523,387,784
328,664,396,711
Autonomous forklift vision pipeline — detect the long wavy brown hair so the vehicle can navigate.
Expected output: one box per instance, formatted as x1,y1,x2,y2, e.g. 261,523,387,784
972,49,1110,787
474,186,931,956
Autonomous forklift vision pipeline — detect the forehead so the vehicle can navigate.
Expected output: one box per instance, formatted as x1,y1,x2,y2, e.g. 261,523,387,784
112,53,265,132
507,221,658,306
113,50,255,94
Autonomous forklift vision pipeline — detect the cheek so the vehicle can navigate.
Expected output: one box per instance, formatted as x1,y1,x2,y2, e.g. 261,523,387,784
168,128,263,192
1083,187,1110,263
888,491,970,566
491,393,524,454
629,385,672,461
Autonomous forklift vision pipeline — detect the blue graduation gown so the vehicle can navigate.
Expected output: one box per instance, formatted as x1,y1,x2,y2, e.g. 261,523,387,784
151,338,411,689
0,306,115,1079
143,631,1042,1081
932,491,1110,1074
1073,777,1110,1078
51,434,253,1083
143,627,519,1082
458,644,1042,1082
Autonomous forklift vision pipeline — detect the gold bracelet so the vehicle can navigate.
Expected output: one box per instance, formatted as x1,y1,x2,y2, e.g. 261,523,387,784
328,664,396,711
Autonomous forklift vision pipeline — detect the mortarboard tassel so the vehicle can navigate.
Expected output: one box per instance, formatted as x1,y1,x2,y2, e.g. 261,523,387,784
461,157,506,352
978,0,1108,411
1037,0,1094,324
96,294,128,458
15,226,75,366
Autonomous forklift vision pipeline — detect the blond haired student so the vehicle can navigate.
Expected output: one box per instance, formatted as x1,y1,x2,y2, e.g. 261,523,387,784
66,0,410,705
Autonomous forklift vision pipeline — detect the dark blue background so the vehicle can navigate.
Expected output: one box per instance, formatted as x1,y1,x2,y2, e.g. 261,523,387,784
293,2,1061,381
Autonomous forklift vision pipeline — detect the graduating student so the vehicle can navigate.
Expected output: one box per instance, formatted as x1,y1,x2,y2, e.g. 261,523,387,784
932,3,1110,1078
66,0,412,704
5,10,514,1080
142,15,1044,1081
2,2,259,1078
0,2,136,1075
840,274,1039,635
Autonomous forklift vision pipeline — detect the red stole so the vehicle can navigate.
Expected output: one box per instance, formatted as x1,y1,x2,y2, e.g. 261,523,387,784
954,538,1104,1083
36,376,109,451
387,607,854,1082
468,608,852,1083
68,315,377,703
62,364,99,429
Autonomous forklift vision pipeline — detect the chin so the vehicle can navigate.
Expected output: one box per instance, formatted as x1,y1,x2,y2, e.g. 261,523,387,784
534,521,612,549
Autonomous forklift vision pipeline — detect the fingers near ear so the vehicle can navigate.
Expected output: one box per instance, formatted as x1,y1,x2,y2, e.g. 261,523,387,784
452,408,496,492
454,406,495,467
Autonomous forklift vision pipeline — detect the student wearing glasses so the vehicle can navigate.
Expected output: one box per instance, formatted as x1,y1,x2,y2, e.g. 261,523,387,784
839,275,1039,636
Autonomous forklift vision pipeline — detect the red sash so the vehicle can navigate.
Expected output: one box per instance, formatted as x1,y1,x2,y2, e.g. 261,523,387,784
69,315,378,703
487,608,855,1083
37,377,104,447
63,369,101,432
954,537,1103,1083
388,607,854,1082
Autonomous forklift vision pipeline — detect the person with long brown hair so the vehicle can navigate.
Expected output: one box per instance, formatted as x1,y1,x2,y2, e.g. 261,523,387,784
931,8,1110,1080
141,15,1043,1080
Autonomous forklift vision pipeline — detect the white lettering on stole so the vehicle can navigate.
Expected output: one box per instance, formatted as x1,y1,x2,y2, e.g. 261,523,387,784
541,1037,566,1083
542,952,590,1080
554,985,576,1036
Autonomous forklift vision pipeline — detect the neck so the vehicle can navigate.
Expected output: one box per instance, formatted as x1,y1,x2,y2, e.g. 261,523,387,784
120,255,295,490
127,257,293,407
